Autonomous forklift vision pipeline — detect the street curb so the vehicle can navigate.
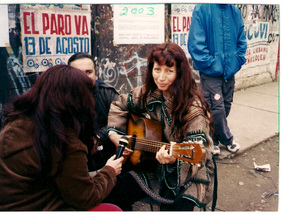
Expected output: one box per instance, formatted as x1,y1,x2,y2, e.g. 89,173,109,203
214,133,279,160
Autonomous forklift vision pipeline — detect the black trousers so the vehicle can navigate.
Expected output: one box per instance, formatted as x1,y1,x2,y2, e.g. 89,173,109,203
103,171,147,211
199,72,235,146
103,171,196,211
160,197,196,211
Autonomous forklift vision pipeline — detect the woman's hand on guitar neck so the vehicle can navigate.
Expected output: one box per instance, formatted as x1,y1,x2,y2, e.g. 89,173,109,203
156,145,176,164
109,133,133,156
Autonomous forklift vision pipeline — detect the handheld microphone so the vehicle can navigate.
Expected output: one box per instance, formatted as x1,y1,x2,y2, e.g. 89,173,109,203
115,136,129,159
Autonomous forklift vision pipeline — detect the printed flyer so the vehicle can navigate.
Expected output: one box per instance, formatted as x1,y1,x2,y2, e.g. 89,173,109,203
20,4,91,72
113,4,165,44
171,4,196,58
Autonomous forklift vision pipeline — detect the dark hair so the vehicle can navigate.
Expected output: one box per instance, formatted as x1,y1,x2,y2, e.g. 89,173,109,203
6,65,99,175
141,42,213,139
68,52,95,68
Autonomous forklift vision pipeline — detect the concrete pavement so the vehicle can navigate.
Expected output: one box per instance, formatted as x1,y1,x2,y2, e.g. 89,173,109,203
133,81,280,211
215,81,279,159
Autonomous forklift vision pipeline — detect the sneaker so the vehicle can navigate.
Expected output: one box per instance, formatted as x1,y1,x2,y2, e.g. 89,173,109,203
227,140,240,153
213,145,220,155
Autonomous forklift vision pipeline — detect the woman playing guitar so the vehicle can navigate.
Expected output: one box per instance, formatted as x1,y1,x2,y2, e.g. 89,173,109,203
104,42,216,211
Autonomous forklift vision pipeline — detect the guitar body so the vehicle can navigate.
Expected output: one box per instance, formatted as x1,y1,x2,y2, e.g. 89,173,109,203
127,114,162,165
124,113,206,166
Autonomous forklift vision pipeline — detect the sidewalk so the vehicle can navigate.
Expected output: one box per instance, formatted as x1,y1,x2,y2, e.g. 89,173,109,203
133,81,279,211
216,81,279,159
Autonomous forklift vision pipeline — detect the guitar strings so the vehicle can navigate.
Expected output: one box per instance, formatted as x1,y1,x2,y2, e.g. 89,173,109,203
134,138,196,158
130,137,203,163
134,138,168,153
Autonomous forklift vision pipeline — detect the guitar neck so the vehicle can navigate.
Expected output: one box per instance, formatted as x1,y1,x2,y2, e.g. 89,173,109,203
134,137,170,153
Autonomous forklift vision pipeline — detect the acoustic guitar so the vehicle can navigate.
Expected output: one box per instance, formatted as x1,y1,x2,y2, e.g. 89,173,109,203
123,114,206,166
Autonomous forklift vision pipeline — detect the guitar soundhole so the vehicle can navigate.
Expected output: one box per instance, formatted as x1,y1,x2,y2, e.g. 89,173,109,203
130,134,137,150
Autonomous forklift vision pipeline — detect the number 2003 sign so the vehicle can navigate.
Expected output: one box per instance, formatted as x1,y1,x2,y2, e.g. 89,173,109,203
113,4,165,45
119,6,155,16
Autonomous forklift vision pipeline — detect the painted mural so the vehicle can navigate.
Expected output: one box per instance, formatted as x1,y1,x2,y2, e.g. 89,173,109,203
235,4,279,87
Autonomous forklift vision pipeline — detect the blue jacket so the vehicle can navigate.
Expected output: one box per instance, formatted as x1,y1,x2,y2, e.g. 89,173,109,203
188,4,247,79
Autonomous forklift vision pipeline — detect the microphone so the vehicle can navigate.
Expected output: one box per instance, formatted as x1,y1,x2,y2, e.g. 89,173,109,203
115,136,129,159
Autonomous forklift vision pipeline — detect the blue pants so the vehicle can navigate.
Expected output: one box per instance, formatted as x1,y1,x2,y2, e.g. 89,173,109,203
199,72,234,146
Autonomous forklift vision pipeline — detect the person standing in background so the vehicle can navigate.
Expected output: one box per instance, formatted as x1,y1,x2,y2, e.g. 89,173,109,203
188,4,247,155
68,53,119,170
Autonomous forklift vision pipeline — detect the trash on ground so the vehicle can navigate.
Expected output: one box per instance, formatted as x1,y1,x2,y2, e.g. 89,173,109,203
253,162,271,172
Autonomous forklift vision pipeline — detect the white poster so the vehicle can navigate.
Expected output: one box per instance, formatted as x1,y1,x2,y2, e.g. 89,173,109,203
243,22,271,69
171,4,196,58
243,45,271,68
20,4,91,73
113,4,165,44
0,5,9,47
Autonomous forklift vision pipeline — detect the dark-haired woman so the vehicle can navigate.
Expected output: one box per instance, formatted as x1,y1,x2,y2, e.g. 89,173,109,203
106,42,216,211
0,65,123,211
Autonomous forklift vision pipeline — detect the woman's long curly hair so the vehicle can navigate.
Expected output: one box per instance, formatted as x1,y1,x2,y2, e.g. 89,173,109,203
141,42,213,140
5,65,99,175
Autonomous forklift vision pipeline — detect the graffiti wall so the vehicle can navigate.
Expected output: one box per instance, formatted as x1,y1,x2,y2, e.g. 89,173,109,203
0,3,280,128
234,4,279,89
93,3,279,93
1,5,33,122
92,4,168,94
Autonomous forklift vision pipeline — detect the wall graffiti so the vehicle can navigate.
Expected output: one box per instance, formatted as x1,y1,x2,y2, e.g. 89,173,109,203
0,3,280,119
93,4,156,94
7,56,32,95
1,4,36,128
259,5,278,24
241,5,279,70
0,51,36,130
240,4,279,25
235,4,248,19
268,33,279,44
98,53,148,94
